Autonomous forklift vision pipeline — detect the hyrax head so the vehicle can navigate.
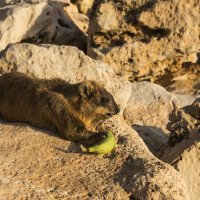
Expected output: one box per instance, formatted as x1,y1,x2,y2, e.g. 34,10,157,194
77,81,120,124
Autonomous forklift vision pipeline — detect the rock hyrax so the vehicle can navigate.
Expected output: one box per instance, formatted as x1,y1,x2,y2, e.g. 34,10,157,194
0,72,120,143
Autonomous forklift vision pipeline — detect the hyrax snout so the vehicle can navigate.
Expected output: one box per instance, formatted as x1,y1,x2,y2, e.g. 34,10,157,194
0,72,120,143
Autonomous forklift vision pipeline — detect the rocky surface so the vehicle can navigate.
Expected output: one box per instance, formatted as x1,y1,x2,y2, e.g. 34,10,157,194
0,117,190,200
0,1,87,52
73,0,94,15
160,133,200,200
88,0,199,87
167,98,200,146
159,99,200,200
172,142,200,200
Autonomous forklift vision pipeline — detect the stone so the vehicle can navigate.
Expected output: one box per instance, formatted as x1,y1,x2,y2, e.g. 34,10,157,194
0,1,87,52
88,0,199,82
160,133,200,200
124,81,197,133
167,98,200,146
74,0,94,15
160,99,200,200
0,117,190,199
63,2,89,33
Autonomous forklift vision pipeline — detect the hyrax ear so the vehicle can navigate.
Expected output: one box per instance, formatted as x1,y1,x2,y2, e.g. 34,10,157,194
79,82,94,99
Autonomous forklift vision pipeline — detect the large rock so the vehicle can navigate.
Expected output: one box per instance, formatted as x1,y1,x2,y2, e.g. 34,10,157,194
0,1,87,52
0,117,190,199
173,142,200,200
167,98,200,146
124,81,197,154
160,133,200,200
88,0,199,81
160,100,200,200
124,81,197,131
0,43,191,199
73,0,94,15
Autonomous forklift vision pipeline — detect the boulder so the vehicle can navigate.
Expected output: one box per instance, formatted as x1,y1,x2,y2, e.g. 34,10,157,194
160,100,200,200
63,2,89,33
88,0,199,81
0,117,190,199
167,98,200,146
160,133,200,200
124,81,197,132
0,1,87,52
123,81,197,154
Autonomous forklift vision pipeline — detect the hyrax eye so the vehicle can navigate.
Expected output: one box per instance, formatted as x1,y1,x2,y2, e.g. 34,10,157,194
100,97,109,106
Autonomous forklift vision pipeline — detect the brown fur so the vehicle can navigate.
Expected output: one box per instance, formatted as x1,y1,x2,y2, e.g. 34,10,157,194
0,72,120,143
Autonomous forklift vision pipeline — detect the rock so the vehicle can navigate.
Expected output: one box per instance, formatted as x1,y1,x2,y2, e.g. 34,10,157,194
172,142,200,200
0,0,21,6
159,99,200,200
167,98,200,146
0,43,191,199
88,0,199,81
73,0,94,15
63,2,89,33
0,1,87,52
132,124,168,155
0,117,190,199
0,0,50,6
156,63,200,95
160,133,200,200
124,81,196,133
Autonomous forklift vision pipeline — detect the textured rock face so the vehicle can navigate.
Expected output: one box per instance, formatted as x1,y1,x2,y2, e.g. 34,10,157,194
74,0,94,15
160,133,200,200
0,43,191,199
167,98,200,146
0,1,87,52
172,142,200,200
124,81,197,132
160,100,200,200
0,118,190,200
63,2,89,33
88,0,199,81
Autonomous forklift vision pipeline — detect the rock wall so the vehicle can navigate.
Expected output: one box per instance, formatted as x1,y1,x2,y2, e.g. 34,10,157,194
0,1,87,52
88,0,199,82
